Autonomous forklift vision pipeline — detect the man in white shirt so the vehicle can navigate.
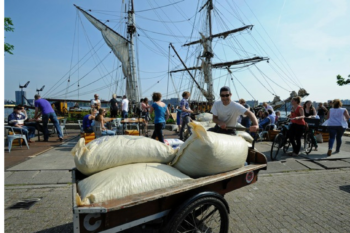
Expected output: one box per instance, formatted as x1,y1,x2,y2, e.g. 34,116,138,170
91,94,101,109
210,86,258,135
122,95,129,119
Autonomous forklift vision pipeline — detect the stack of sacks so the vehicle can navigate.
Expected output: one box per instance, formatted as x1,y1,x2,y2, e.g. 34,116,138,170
195,113,213,122
76,163,192,205
71,135,177,175
171,122,248,178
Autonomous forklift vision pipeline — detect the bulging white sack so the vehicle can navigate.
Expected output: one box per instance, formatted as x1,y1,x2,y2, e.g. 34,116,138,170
76,163,192,205
71,136,177,175
171,122,248,178
195,113,213,122
236,131,254,143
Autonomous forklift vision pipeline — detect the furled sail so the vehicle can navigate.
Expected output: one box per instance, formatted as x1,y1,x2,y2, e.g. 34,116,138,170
75,5,130,82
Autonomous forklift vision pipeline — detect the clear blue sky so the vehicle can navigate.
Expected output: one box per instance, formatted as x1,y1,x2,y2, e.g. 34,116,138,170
4,0,350,103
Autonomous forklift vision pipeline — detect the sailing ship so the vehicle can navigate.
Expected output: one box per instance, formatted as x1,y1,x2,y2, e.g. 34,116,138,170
46,1,308,112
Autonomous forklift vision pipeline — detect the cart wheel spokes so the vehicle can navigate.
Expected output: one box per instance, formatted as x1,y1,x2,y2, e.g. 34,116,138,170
167,197,228,233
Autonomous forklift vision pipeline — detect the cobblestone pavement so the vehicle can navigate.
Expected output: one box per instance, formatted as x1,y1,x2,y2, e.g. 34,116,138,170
5,169,350,233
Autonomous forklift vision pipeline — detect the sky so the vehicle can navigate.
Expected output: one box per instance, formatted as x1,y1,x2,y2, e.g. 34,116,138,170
3,0,350,104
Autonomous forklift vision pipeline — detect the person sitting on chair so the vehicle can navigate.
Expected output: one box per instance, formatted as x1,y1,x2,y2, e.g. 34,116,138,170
82,108,98,133
209,86,258,135
8,105,36,143
259,111,271,130
95,109,116,136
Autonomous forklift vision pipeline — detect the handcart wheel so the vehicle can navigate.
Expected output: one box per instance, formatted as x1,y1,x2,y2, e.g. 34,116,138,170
270,134,282,161
166,196,229,233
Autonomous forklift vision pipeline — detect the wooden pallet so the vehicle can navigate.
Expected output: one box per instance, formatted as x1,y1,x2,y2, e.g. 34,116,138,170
80,132,95,144
124,130,139,136
315,131,329,142
268,130,280,141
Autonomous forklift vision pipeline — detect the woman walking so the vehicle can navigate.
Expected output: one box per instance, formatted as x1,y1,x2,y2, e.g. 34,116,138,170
303,100,318,151
150,92,169,143
288,96,306,156
326,99,350,156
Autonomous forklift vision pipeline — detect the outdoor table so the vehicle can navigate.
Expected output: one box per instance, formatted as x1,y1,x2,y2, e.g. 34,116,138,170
35,117,65,141
121,118,145,136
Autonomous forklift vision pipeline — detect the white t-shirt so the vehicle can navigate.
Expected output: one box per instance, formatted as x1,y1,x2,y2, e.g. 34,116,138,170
211,101,248,127
265,105,275,113
122,99,129,111
91,99,101,107
328,108,348,128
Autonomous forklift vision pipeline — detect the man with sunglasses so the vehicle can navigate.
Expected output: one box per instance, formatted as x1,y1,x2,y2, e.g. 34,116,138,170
210,86,258,135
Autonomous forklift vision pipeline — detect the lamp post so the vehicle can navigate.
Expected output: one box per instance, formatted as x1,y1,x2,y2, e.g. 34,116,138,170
19,81,30,105
36,85,45,95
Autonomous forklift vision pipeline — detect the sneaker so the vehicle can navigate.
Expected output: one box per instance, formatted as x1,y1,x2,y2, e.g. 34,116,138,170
59,137,63,142
327,149,332,156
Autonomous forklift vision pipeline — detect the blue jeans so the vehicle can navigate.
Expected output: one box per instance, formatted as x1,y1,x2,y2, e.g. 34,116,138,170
241,117,251,128
328,126,346,152
179,115,192,140
152,122,165,143
14,126,36,141
122,110,128,119
42,112,63,140
102,130,116,136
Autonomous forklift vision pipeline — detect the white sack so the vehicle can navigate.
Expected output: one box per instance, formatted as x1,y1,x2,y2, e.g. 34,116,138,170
193,120,216,128
77,163,192,205
71,136,176,175
171,122,248,178
195,113,213,122
236,131,254,143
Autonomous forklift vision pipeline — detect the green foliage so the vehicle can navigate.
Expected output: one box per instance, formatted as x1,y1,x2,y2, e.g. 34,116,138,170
336,74,350,86
166,118,175,124
4,17,15,55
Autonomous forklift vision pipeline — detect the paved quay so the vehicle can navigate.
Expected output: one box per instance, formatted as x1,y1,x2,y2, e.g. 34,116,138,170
4,129,350,232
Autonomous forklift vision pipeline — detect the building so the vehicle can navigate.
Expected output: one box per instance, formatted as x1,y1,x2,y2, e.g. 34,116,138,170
15,91,27,105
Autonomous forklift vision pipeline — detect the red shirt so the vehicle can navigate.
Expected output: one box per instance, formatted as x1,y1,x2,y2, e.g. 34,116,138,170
291,106,306,125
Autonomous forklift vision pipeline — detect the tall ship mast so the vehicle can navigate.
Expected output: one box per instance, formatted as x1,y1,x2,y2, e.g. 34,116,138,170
74,0,140,103
170,0,268,105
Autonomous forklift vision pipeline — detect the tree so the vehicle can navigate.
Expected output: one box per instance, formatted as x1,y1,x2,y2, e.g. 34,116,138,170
336,74,350,86
5,17,14,55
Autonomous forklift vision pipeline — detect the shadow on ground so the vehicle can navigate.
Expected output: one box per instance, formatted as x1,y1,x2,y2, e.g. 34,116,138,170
36,223,73,233
339,185,350,194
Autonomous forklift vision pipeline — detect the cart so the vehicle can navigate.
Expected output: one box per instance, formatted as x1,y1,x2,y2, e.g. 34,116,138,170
72,147,267,233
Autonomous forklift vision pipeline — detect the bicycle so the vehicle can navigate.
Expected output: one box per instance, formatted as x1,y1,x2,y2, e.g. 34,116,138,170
303,118,320,155
270,120,291,161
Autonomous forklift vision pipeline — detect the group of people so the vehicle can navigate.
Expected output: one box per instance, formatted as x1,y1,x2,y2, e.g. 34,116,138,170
87,91,350,157
286,97,349,157
7,94,64,143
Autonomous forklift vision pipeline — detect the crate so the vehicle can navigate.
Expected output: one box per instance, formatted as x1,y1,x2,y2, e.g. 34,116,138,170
124,130,139,136
8,131,24,146
80,132,95,144
315,131,329,142
268,130,280,141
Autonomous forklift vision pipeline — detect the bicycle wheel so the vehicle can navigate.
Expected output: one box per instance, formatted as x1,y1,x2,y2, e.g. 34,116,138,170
283,141,291,153
271,134,282,161
304,133,313,155
166,196,229,233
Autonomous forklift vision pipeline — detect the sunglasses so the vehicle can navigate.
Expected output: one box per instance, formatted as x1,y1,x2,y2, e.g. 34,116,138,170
220,94,230,98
